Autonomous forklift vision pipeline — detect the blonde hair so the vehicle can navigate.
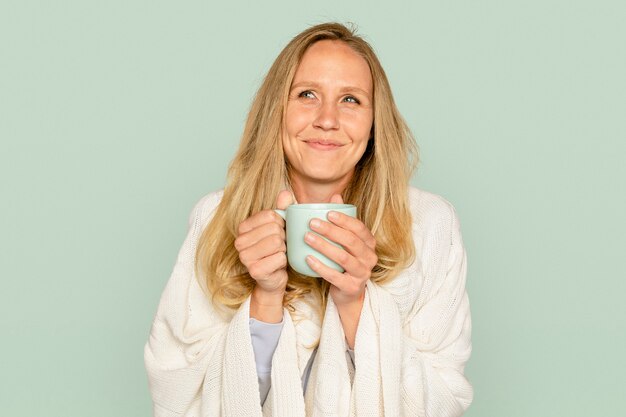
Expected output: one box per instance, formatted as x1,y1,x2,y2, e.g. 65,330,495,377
194,22,419,325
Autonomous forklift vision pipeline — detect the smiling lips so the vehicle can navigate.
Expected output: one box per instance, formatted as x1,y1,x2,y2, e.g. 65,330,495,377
303,139,344,151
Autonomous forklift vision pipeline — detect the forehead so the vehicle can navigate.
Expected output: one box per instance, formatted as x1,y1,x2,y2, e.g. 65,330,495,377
292,40,372,91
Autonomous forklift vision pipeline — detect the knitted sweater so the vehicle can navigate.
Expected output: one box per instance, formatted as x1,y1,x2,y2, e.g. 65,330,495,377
144,186,473,416
250,317,355,406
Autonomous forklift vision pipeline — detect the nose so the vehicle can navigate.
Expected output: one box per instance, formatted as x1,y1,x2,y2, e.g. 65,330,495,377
312,101,339,130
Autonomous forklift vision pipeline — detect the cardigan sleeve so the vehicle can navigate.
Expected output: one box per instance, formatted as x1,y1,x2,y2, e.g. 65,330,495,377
143,192,267,416
143,193,223,416
400,198,473,416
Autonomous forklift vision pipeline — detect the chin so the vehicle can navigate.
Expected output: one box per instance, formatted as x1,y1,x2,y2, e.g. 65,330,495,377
302,168,349,184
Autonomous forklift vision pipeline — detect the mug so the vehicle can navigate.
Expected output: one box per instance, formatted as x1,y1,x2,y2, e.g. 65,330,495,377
274,203,357,277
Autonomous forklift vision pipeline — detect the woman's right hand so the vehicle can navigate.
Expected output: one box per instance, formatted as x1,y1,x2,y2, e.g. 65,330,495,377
234,190,294,295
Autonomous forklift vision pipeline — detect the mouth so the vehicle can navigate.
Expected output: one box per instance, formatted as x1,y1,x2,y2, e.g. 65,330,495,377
303,138,344,151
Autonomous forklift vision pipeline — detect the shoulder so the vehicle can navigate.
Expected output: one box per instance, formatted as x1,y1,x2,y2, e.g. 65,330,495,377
380,187,464,317
188,189,225,227
407,186,461,234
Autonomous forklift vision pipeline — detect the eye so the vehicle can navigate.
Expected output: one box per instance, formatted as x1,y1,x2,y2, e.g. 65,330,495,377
343,95,360,104
298,90,316,99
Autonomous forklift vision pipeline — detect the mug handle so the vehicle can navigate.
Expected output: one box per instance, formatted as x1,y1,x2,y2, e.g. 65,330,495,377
274,209,286,220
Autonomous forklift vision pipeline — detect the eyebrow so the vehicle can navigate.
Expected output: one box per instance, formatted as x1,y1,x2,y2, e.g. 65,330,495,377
290,81,371,97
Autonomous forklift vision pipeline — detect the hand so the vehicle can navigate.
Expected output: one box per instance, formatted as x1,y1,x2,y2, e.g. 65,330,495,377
304,194,378,306
234,190,294,295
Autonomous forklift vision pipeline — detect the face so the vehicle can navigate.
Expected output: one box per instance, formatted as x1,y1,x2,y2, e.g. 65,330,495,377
282,40,374,188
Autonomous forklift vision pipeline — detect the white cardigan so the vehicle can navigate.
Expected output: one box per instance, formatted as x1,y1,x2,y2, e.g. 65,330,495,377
144,186,473,416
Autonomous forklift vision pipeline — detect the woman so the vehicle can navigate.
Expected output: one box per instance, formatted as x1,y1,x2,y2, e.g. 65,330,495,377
144,22,473,417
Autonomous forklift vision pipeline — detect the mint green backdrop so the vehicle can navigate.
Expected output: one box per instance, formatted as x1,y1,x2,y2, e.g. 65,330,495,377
1,1,624,416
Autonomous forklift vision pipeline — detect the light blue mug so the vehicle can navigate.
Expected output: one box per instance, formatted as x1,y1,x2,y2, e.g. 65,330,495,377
274,203,357,277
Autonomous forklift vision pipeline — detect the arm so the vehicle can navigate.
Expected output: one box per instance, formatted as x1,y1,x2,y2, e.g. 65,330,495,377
303,194,377,351
144,193,225,416
335,292,365,349
400,201,473,416
143,193,268,416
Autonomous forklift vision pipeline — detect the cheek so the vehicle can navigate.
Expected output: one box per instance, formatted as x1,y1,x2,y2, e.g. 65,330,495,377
284,106,310,137
281,120,300,167
346,113,374,143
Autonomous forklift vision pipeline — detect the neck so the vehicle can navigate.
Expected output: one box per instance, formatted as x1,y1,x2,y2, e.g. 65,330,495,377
289,174,352,204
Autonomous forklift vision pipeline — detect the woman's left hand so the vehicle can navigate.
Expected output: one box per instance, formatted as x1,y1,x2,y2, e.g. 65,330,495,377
304,194,378,306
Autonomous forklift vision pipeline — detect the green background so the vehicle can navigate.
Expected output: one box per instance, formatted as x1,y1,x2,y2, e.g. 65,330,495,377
1,1,624,416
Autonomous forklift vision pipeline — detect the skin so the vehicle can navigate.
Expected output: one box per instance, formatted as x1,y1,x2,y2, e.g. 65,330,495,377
235,40,378,349
282,39,374,204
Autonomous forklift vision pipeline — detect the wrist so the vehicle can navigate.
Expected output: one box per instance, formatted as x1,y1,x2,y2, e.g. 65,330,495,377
250,287,285,323
334,289,365,349
334,288,365,309
252,286,285,305
335,295,365,320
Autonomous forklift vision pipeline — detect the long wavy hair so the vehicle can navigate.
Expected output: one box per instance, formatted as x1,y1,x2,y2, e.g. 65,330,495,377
194,22,419,325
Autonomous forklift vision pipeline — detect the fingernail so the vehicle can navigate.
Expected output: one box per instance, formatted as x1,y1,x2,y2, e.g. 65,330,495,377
306,255,317,264
305,232,316,243
328,211,339,220
310,218,321,229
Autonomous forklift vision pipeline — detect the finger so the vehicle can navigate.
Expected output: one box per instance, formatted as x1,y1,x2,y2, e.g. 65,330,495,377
330,193,344,204
234,221,285,252
248,251,288,281
238,209,284,235
305,255,350,289
276,189,295,210
327,211,376,251
309,218,370,260
239,233,286,267
304,231,369,278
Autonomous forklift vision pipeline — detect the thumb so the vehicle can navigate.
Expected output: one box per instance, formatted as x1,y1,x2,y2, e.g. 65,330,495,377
276,189,295,210
330,193,344,204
